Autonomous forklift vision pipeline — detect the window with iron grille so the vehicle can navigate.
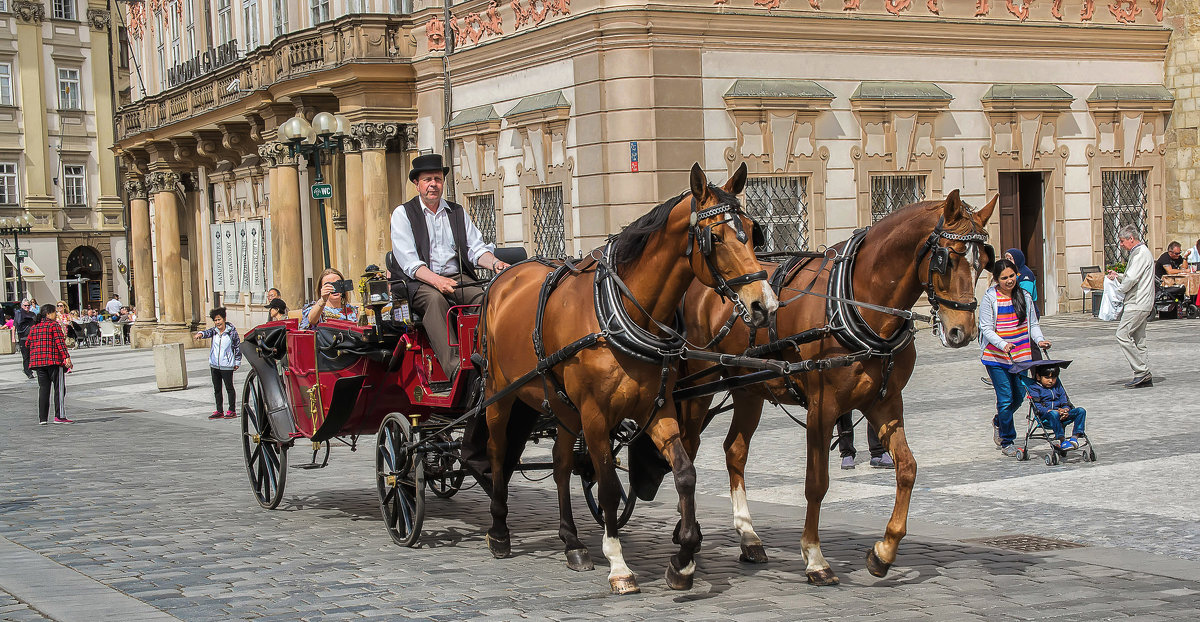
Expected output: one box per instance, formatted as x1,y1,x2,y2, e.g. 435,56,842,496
0,162,18,205
57,68,81,110
63,164,86,206
0,63,12,106
467,192,497,244
743,176,810,252
870,174,926,223
531,185,566,258
52,0,75,20
1101,170,1148,267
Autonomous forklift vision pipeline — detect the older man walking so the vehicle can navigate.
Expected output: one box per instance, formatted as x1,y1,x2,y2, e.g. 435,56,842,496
1106,225,1154,388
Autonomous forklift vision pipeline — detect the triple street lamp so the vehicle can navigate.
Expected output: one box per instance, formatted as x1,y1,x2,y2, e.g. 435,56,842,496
0,211,34,302
278,112,350,270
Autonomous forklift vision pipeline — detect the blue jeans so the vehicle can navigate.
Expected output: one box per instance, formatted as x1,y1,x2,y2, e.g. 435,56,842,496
1038,406,1086,439
986,365,1025,446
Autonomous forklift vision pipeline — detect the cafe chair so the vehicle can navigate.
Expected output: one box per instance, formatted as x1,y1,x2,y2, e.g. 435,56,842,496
1080,265,1101,315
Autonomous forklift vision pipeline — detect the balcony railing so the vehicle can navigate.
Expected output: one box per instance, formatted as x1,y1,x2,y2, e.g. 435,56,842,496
117,15,414,142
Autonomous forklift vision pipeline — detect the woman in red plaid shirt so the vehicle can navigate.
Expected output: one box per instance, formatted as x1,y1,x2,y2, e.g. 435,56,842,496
27,304,74,425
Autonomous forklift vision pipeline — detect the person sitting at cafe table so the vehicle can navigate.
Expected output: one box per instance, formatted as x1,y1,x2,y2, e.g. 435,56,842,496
300,268,359,329
1155,241,1186,281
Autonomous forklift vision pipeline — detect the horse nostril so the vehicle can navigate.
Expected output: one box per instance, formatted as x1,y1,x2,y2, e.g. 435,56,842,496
948,327,964,343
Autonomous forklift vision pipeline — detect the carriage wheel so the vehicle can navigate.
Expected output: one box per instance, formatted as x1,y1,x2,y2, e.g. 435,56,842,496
376,414,424,547
579,420,638,529
423,430,465,499
241,370,288,509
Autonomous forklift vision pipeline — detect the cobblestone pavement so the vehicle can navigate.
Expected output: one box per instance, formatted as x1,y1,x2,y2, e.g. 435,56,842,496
1,314,1197,620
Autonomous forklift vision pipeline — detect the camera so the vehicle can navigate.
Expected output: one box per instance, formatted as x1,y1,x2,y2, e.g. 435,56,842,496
330,279,354,295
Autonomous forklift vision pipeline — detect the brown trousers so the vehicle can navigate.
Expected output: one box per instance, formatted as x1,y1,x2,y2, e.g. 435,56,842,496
411,273,485,378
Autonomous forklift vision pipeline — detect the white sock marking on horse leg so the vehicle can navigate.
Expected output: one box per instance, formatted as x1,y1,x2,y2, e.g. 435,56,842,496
602,535,633,579
678,560,696,576
803,542,830,573
731,487,762,547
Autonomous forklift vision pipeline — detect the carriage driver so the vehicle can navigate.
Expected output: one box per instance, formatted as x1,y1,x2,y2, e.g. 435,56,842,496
390,153,510,380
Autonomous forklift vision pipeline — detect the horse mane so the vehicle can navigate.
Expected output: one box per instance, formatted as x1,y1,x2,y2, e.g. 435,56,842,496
610,191,688,267
872,197,975,236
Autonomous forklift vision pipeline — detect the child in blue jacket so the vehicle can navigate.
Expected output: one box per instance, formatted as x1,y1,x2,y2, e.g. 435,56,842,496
1026,365,1086,450
195,307,241,420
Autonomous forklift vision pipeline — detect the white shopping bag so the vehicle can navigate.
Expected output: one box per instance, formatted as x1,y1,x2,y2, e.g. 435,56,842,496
1098,277,1125,321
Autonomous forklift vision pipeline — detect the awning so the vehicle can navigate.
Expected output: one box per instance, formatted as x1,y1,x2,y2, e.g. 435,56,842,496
4,254,47,281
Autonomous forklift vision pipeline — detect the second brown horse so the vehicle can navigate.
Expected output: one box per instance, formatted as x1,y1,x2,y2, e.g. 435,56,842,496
680,190,996,585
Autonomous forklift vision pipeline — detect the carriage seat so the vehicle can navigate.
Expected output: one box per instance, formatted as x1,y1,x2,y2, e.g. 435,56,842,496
245,324,288,360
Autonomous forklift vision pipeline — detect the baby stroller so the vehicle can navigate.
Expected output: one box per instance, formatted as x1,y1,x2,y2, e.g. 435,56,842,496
1154,281,1199,320
1008,357,1098,466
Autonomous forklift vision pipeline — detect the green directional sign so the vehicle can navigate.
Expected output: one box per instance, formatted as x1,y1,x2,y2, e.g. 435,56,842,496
15,249,29,259
311,183,333,200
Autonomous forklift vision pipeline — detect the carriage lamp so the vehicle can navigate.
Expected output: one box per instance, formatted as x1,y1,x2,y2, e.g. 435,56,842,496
279,112,351,270
0,211,34,301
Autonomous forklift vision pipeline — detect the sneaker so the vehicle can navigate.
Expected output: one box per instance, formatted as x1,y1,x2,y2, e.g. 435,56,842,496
52,417,74,424
224,410,237,419
870,453,895,469
1000,444,1019,457
208,411,225,420
1060,438,1079,451
1124,374,1153,389
38,420,48,426
840,455,855,470
993,423,1001,447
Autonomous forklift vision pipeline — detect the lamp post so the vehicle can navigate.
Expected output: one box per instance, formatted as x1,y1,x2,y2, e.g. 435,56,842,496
0,211,33,302
278,112,350,270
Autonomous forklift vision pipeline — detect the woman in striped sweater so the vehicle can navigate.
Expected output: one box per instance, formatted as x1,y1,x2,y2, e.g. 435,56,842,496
980,259,1050,456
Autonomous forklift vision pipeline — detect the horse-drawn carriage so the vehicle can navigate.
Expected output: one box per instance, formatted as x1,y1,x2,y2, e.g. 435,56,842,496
236,163,1000,594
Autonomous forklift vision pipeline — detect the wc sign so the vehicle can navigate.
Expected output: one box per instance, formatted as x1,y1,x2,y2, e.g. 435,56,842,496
630,141,639,172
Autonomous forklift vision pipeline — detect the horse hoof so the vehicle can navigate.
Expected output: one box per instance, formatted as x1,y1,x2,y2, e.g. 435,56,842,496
739,543,769,564
565,548,594,572
866,548,892,578
806,568,840,586
609,574,640,595
665,562,695,590
486,534,510,559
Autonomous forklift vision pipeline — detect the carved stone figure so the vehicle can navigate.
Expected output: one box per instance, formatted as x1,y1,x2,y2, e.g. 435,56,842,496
13,1,47,24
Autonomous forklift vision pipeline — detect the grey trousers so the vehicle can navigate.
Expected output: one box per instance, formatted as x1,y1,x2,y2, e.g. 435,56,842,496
411,274,485,379
1115,307,1152,376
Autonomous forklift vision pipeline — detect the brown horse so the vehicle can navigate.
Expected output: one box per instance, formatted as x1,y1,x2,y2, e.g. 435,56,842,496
680,190,996,585
479,163,779,594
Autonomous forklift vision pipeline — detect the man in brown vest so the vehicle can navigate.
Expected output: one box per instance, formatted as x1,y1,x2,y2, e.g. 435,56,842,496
390,154,509,380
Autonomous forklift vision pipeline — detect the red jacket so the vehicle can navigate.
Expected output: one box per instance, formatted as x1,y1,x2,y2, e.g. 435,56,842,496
27,318,71,368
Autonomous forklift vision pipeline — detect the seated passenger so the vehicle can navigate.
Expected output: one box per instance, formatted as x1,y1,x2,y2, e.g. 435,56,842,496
266,297,288,322
1026,365,1087,451
300,268,359,329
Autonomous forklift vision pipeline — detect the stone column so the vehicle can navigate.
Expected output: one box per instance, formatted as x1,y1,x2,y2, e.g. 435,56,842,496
259,143,284,294
272,144,306,306
352,123,400,268
148,171,185,327
13,2,55,214
342,141,367,281
126,176,157,347
86,7,124,222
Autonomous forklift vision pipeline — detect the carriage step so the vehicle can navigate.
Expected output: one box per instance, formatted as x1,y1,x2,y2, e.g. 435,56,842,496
428,381,452,395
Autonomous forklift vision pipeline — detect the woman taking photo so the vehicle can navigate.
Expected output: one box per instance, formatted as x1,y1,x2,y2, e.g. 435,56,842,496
980,259,1049,456
27,304,74,425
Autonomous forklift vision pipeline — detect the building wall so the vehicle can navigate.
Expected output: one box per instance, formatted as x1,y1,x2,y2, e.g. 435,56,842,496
1165,0,1200,247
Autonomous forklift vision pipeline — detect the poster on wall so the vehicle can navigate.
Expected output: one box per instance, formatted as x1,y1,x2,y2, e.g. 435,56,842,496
221,223,238,296
210,224,226,292
234,221,250,294
245,220,266,296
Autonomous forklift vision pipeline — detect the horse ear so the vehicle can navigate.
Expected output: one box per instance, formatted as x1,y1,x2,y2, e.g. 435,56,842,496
941,189,962,223
974,194,999,226
690,163,708,200
724,162,748,196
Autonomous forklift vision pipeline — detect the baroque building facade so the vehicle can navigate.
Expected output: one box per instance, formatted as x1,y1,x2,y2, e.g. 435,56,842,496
1,0,126,309
116,0,1175,346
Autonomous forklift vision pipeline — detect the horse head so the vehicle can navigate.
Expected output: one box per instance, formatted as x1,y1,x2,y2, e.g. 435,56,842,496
920,189,997,348
686,162,779,328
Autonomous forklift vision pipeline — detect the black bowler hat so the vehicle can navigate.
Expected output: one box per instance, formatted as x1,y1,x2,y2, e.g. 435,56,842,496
409,153,450,182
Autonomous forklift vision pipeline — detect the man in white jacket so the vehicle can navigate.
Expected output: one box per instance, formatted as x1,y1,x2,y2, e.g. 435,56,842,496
1107,225,1154,388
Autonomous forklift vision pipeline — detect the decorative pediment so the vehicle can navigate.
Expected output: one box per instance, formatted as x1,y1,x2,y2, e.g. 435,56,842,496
1087,85,1171,167
982,84,1073,169
449,105,504,193
723,79,834,176
850,82,951,172
505,91,571,185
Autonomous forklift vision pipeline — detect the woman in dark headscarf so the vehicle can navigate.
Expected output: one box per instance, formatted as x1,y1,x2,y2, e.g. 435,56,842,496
1005,248,1038,302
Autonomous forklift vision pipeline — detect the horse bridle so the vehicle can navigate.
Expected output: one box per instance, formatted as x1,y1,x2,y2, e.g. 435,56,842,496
914,215,994,315
684,191,768,324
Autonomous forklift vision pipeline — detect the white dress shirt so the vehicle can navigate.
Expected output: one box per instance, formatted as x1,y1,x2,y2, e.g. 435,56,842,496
390,198,494,279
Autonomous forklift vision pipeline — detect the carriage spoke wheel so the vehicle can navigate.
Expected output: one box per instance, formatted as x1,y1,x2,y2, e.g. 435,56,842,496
579,420,638,529
241,370,288,509
423,431,465,499
376,414,424,547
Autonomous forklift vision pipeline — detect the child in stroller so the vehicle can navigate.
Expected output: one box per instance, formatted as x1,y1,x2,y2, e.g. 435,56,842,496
1009,357,1097,464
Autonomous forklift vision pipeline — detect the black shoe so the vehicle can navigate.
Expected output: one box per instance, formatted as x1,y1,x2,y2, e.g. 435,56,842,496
1124,374,1153,388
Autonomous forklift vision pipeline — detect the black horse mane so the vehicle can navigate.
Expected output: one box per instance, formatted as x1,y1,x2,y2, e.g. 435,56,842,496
610,185,742,268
